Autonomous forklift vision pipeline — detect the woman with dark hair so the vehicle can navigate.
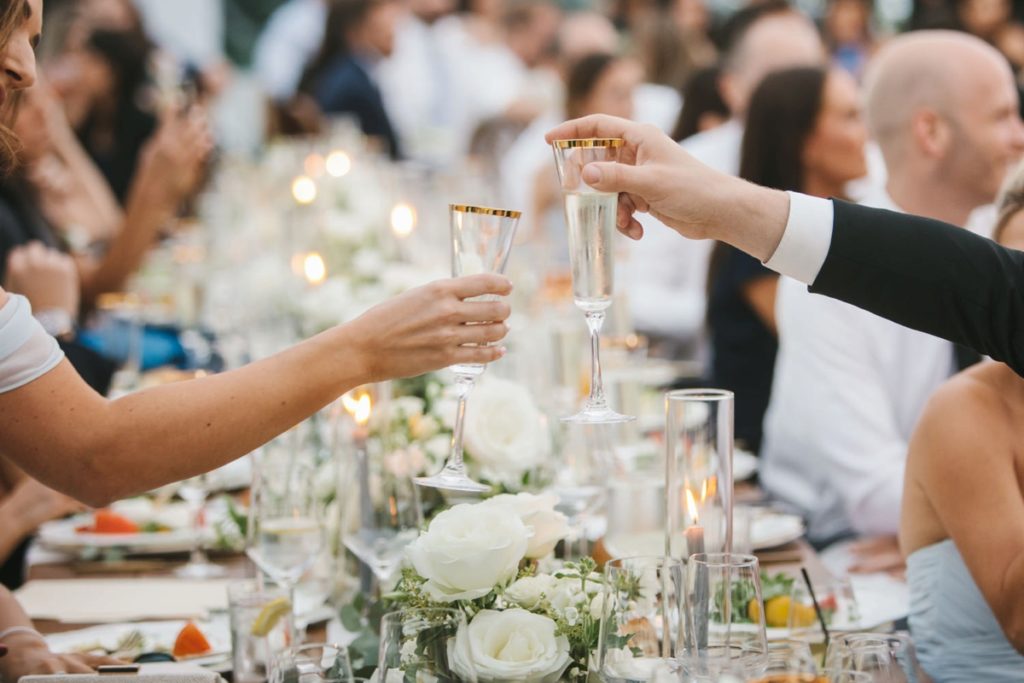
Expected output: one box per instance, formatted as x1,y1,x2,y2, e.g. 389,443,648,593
301,0,405,158
671,64,729,141
706,65,867,452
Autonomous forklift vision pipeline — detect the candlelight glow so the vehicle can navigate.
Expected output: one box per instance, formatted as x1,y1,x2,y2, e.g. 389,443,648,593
291,175,318,205
326,150,352,177
342,390,373,426
686,488,699,523
304,153,326,178
390,203,417,238
303,252,327,285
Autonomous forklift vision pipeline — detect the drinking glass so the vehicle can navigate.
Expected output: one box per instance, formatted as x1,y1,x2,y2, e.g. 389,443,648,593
342,449,420,584
787,577,860,641
175,472,225,578
270,643,353,683
379,608,475,682
596,556,684,682
682,553,769,681
547,422,611,559
414,204,520,493
825,633,921,683
666,390,734,559
246,450,324,598
551,138,635,424
228,581,295,683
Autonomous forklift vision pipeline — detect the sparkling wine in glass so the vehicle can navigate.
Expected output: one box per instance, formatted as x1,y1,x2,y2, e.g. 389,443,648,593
414,204,520,493
552,139,635,424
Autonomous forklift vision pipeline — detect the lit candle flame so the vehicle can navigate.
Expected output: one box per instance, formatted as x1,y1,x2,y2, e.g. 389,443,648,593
291,175,318,205
685,487,699,524
304,153,326,178
303,252,327,286
342,390,372,427
325,150,352,178
390,203,416,238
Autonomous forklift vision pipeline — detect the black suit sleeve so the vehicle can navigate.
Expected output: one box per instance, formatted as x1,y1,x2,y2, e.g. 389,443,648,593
810,199,1024,375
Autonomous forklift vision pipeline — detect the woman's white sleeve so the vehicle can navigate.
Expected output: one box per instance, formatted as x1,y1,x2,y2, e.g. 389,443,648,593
0,294,65,394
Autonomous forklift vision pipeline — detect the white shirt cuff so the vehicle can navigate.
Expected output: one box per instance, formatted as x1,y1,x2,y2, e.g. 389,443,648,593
763,192,834,285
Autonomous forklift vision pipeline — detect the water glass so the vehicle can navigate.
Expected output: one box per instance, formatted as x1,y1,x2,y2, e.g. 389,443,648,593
379,608,474,682
788,577,860,641
596,556,684,682
682,553,768,681
228,581,295,683
270,643,353,683
825,633,921,682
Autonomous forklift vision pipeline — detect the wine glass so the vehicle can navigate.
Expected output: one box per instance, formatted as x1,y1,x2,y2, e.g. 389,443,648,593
682,553,769,681
414,204,520,493
547,422,611,560
825,633,921,683
270,643,353,683
596,556,685,682
246,450,324,602
379,608,475,682
551,138,635,424
342,447,420,586
175,472,226,578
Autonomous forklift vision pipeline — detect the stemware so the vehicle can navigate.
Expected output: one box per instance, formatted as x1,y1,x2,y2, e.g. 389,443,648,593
270,643,354,683
547,422,611,559
825,632,921,683
682,553,769,681
551,138,635,424
787,577,860,642
379,608,475,682
246,447,324,602
414,204,520,493
596,556,685,682
175,472,226,578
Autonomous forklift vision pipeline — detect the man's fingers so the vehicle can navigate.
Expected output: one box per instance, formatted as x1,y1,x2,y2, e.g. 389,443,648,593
545,114,634,145
581,161,644,197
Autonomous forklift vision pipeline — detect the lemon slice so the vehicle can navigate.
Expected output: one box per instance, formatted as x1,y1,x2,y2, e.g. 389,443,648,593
250,597,292,637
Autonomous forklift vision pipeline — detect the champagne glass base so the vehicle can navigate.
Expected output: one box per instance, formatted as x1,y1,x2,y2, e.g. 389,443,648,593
561,405,636,424
414,470,491,493
175,561,227,579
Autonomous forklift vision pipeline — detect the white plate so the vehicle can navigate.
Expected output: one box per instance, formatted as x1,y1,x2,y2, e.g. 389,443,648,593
752,511,805,550
733,449,758,481
45,619,230,664
38,500,207,554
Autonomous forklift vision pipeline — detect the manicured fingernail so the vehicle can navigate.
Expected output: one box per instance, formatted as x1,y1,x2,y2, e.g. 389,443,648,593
582,165,602,184
498,346,507,357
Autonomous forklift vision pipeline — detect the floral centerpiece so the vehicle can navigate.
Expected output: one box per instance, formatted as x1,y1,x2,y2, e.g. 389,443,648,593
348,493,611,682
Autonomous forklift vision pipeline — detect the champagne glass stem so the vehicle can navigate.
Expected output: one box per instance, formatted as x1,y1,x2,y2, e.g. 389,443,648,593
585,310,607,407
188,496,206,566
447,373,476,474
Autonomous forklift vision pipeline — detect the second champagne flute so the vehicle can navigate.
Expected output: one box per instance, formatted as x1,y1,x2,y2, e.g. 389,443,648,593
414,204,520,493
552,138,635,424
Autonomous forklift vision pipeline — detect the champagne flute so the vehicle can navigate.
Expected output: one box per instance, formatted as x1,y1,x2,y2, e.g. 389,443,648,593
551,138,635,424
414,204,520,493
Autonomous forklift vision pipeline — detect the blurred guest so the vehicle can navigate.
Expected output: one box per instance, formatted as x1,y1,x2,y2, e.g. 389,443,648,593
707,66,866,453
671,65,729,141
900,162,1024,679
823,0,876,80
253,0,328,103
761,32,1024,549
681,2,825,174
956,0,1012,42
301,0,405,159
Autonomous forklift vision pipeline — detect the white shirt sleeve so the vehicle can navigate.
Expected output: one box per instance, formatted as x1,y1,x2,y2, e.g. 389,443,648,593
0,294,64,394
763,192,834,285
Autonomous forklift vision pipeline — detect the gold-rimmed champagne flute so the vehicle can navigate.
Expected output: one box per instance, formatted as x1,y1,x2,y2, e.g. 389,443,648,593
551,138,635,424
414,204,520,493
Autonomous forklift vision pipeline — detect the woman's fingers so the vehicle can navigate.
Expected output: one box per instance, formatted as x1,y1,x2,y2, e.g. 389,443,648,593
449,345,506,366
454,300,511,324
447,274,513,300
450,322,509,346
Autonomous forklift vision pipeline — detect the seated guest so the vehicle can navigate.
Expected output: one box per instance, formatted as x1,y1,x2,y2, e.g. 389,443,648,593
301,0,405,159
707,66,866,452
671,65,729,142
901,162,1024,679
761,32,1024,549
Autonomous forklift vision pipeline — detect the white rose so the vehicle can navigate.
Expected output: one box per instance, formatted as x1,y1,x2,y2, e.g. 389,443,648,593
410,414,440,440
391,396,426,420
449,609,571,683
423,434,451,463
483,493,569,559
504,574,555,609
463,377,551,487
406,503,528,602
589,592,606,619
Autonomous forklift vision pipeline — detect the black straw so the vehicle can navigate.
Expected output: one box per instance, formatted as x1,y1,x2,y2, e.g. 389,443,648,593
801,567,831,652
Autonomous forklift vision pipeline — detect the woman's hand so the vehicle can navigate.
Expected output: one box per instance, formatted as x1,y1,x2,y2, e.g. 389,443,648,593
0,636,121,680
344,274,513,382
132,106,214,211
8,478,86,531
3,243,80,316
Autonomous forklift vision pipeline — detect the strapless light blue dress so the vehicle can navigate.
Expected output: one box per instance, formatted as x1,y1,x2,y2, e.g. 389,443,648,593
907,539,1024,681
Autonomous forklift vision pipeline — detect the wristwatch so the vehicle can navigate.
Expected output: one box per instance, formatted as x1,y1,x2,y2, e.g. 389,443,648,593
34,308,75,340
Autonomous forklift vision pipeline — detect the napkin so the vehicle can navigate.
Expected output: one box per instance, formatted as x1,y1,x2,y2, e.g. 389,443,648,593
21,662,223,683
15,579,233,623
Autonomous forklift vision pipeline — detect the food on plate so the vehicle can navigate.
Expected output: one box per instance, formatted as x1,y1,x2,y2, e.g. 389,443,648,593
172,622,213,658
76,509,141,534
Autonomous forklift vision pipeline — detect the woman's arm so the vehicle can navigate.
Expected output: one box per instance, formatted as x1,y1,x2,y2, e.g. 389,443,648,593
0,275,512,507
907,374,1024,653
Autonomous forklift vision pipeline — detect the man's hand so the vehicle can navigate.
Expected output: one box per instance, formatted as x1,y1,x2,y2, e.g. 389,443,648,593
544,115,791,261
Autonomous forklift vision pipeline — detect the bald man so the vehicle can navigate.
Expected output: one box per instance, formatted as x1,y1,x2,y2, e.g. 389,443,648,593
759,31,1024,549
